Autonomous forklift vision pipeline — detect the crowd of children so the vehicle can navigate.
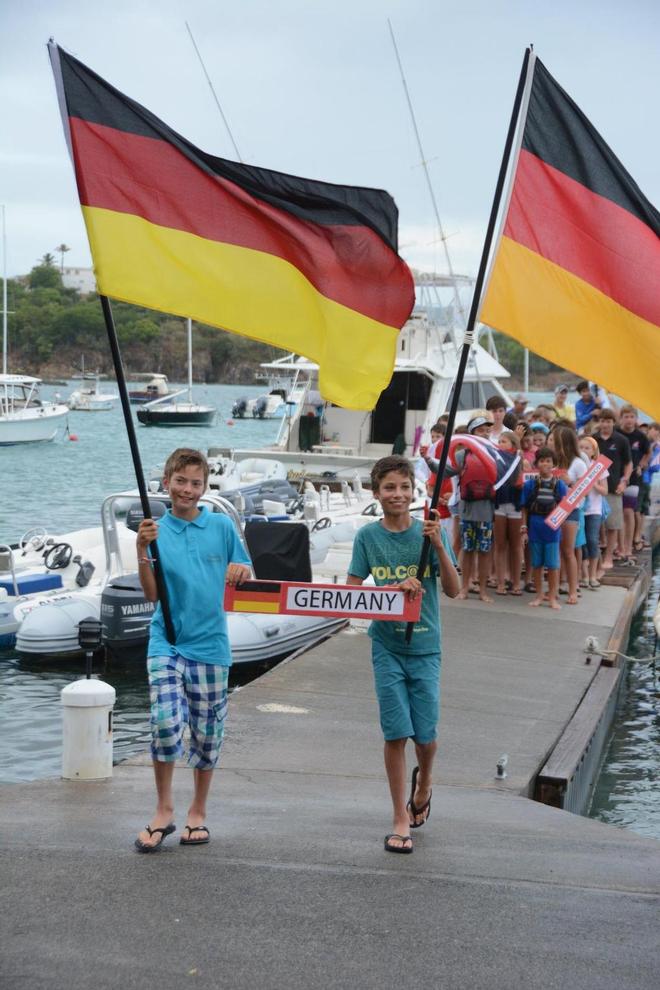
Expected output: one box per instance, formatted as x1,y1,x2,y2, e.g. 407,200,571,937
419,383,659,612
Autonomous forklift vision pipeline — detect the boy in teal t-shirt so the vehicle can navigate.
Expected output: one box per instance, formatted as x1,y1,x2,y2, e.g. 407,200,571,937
348,456,459,854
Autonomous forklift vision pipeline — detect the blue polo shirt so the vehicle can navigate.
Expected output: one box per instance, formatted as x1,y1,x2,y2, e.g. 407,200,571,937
147,507,251,666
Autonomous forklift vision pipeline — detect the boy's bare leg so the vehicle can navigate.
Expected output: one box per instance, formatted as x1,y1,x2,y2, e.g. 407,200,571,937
547,568,561,609
136,760,176,848
528,566,544,606
478,551,493,603
409,739,437,826
383,738,410,846
457,551,474,598
185,768,214,832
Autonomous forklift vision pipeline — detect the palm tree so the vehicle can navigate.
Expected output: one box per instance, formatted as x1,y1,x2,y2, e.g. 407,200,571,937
40,252,56,268
54,243,71,273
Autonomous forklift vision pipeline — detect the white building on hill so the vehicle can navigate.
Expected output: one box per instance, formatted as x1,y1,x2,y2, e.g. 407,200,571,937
62,266,96,294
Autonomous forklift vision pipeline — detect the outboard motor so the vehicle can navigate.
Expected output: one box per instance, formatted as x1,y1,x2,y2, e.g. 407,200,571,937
232,397,248,418
253,395,268,419
101,573,155,661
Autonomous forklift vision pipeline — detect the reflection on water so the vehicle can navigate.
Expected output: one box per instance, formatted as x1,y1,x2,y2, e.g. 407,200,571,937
588,552,660,839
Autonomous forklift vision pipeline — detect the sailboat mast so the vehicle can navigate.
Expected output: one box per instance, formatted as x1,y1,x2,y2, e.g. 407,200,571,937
2,205,7,375
187,317,193,404
387,20,466,326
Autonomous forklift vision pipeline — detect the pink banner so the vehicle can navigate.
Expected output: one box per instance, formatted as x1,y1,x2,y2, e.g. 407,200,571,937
544,455,612,531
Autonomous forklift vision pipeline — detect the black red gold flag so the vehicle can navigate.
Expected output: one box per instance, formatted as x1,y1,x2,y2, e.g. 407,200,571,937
480,55,660,419
49,43,414,410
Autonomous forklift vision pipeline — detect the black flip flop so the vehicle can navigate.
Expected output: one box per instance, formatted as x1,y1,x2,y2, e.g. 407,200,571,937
384,833,413,854
134,822,176,853
180,825,210,846
407,765,432,829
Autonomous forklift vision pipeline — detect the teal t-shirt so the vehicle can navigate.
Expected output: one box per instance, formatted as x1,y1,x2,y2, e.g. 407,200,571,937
348,518,454,655
148,506,251,666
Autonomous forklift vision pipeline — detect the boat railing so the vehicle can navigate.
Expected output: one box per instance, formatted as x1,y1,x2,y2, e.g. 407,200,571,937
274,368,310,448
0,544,20,596
100,489,252,580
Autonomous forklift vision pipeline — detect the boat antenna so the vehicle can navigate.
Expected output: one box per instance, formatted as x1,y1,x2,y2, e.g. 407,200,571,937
185,20,244,162
387,19,466,326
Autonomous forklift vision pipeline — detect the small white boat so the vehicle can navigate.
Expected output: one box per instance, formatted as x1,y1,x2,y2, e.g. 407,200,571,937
0,375,69,445
14,491,346,662
0,522,136,647
68,375,118,412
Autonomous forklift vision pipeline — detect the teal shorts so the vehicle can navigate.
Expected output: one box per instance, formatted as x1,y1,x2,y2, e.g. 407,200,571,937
371,642,440,743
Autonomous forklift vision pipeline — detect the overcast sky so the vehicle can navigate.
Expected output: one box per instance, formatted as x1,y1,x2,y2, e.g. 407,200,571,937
2,0,658,280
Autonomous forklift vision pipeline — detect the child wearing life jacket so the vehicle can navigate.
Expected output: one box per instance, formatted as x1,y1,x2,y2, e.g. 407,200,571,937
446,416,496,604
520,446,568,610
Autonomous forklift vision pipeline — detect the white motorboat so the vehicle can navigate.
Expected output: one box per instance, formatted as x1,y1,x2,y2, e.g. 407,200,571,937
14,490,346,661
209,276,513,483
68,375,118,411
0,375,69,445
0,521,137,647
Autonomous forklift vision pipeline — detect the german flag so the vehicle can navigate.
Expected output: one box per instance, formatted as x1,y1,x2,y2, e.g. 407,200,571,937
480,56,660,419
48,43,414,410
226,581,282,615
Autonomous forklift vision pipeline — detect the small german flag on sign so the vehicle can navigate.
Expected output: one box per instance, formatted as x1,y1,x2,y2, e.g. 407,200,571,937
228,581,283,615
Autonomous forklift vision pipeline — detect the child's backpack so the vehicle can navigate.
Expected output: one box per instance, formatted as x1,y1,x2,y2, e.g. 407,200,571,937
529,477,560,516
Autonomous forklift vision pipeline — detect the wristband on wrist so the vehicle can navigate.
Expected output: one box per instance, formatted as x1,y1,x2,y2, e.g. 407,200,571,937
138,556,153,565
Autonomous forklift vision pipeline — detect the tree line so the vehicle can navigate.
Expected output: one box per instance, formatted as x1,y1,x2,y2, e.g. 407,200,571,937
4,256,279,382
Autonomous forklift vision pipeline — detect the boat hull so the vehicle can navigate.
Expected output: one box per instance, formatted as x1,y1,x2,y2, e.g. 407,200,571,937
137,407,216,427
0,409,69,445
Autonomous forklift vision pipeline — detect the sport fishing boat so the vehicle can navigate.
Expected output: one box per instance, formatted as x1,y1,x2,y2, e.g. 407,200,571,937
209,276,512,484
0,375,69,445
127,372,173,404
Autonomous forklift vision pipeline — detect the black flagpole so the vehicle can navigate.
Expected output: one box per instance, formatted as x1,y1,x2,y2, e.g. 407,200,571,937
405,46,532,643
100,295,176,644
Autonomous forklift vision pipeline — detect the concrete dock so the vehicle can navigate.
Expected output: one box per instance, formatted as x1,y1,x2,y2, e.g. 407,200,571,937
2,575,660,989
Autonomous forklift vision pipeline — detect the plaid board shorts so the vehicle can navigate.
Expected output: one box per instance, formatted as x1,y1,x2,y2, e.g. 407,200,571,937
460,519,493,553
147,653,229,769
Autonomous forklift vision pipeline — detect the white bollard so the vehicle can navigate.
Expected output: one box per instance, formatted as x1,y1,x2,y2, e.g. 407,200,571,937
61,678,116,780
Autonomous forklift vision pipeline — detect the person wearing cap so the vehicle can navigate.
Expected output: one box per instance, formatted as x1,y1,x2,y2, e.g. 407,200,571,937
508,394,528,418
445,416,495,603
553,384,576,423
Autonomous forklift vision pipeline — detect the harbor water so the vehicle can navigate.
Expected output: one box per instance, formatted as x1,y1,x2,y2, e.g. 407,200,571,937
0,384,658,841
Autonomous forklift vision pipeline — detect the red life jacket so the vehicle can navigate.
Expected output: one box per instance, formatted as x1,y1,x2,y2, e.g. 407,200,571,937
459,450,495,502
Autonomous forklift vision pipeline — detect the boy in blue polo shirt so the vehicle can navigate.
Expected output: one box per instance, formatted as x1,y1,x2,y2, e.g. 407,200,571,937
134,448,251,852
347,456,459,855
